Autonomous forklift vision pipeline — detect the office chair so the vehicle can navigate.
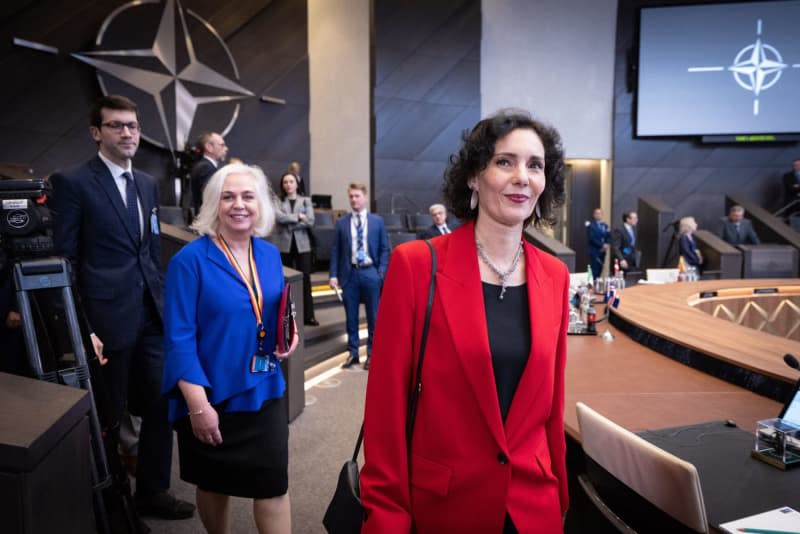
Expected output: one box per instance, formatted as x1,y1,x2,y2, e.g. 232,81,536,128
576,402,709,534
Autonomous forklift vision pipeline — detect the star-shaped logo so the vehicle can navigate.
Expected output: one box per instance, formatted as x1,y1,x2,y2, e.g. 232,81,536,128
71,0,253,152
687,19,797,116
728,37,786,97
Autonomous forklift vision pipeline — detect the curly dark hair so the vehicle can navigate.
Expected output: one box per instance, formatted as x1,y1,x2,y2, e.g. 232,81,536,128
442,110,566,228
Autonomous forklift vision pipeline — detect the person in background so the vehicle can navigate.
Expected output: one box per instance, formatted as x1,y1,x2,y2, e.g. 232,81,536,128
287,161,307,196
163,163,298,534
678,216,703,271
50,95,194,520
420,203,452,238
612,210,640,273
329,182,390,371
275,172,318,326
781,158,800,209
586,207,610,279
191,132,228,215
718,205,760,246
360,110,570,533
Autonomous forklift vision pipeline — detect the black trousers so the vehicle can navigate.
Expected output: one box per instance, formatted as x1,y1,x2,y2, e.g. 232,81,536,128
281,238,315,322
100,295,172,497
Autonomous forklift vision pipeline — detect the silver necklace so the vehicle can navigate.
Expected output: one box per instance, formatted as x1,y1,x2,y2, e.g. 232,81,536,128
475,239,523,300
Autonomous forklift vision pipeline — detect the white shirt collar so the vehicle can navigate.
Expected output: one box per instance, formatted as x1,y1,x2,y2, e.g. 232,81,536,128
204,155,218,167
97,151,132,179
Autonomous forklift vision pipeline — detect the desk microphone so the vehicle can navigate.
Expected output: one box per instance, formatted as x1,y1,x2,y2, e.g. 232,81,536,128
784,353,800,371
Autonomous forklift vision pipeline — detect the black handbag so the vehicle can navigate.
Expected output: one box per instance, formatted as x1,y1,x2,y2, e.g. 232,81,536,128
323,240,437,534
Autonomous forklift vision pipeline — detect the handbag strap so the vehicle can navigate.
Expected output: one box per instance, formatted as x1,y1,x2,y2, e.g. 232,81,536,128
350,239,437,462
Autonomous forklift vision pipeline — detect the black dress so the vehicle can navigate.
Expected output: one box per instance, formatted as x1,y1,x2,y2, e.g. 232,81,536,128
483,282,531,534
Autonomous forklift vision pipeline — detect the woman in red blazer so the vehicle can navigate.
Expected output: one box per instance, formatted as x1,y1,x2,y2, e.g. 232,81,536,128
360,110,569,533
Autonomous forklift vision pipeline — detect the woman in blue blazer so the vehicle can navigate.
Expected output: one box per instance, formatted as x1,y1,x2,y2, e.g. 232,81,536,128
678,216,703,272
162,163,298,533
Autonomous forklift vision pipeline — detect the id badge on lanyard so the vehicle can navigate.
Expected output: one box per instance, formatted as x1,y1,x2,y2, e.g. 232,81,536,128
217,236,277,374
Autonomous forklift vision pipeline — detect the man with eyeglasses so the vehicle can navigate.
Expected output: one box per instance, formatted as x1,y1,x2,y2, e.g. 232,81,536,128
49,95,195,524
190,131,228,216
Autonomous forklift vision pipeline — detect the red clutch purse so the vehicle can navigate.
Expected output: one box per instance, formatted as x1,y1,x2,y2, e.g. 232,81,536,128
276,283,296,352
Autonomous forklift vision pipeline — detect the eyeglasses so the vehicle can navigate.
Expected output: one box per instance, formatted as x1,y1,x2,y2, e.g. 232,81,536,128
101,121,141,133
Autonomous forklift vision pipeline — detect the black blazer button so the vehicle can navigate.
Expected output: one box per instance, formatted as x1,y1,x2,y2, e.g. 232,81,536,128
497,452,508,465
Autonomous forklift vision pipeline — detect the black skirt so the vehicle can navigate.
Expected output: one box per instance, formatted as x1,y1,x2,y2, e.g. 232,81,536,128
175,396,288,499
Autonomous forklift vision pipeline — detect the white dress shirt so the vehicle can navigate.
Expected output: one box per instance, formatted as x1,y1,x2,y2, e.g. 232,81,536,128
98,151,142,238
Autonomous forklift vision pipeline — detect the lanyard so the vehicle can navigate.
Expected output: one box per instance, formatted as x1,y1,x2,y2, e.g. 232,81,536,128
216,235,264,327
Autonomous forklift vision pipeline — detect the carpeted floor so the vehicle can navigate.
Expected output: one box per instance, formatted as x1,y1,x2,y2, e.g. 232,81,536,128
145,356,368,533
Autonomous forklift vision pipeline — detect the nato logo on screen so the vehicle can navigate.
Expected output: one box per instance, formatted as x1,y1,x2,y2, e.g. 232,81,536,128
636,0,800,137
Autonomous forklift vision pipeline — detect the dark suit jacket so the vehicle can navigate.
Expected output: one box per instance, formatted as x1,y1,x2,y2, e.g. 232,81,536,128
718,218,760,246
587,220,610,255
783,171,800,204
611,225,639,269
678,233,702,267
329,213,389,286
190,157,217,214
360,220,569,533
50,156,162,351
419,224,447,239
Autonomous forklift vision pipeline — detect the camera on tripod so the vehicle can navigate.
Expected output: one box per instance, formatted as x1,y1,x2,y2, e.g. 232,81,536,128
0,178,54,272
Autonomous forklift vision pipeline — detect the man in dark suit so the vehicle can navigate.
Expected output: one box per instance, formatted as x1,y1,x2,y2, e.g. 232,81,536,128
611,210,640,273
782,158,800,209
329,182,390,370
288,161,307,196
586,207,610,279
718,205,760,246
49,95,194,520
190,131,228,215
420,203,452,239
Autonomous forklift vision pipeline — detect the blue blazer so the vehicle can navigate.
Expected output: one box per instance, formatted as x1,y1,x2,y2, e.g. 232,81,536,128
161,236,286,422
330,213,390,286
50,155,162,350
678,233,702,267
587,220,610,255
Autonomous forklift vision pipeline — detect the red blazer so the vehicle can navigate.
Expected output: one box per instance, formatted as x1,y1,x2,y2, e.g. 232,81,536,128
360,220,569,534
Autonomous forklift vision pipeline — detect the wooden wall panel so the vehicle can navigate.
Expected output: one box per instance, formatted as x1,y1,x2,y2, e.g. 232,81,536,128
0,0,307,201
373,0,480,215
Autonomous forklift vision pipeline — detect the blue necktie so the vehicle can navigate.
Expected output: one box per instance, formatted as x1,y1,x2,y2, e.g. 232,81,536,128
122,172,140,242
355,214,365,265
628,227,636,246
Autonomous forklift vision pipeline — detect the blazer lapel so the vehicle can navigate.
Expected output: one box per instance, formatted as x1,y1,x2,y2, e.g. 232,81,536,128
89,157,139,244
437,221,505,448
504,243,555,437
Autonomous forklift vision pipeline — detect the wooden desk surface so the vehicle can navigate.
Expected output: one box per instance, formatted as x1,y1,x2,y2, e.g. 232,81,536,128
609,279,800,383
565,324,783,441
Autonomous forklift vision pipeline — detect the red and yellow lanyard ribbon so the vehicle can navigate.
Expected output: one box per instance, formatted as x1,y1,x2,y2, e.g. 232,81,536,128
216,235,264,336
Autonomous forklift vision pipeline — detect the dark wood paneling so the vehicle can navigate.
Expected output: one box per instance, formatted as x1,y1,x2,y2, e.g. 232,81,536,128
374,0,480,215
612,0,799,235
0,0,307,203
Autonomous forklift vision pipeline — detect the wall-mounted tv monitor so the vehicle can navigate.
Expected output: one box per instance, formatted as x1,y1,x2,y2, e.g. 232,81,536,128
636,0,800,138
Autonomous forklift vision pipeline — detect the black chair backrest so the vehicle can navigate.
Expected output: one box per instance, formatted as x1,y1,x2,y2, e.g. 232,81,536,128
380,213,407,232
410,213,431,232
315,211,334,227
389,232,418,249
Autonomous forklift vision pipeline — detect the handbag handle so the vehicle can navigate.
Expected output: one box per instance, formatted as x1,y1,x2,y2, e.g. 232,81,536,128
350,239,437,462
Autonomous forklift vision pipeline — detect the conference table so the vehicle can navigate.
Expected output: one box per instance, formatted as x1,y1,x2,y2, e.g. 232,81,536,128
564,280,800,531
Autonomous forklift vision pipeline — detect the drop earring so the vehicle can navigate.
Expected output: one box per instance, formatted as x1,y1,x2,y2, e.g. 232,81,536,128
534,203,541,219
470,188,478,210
